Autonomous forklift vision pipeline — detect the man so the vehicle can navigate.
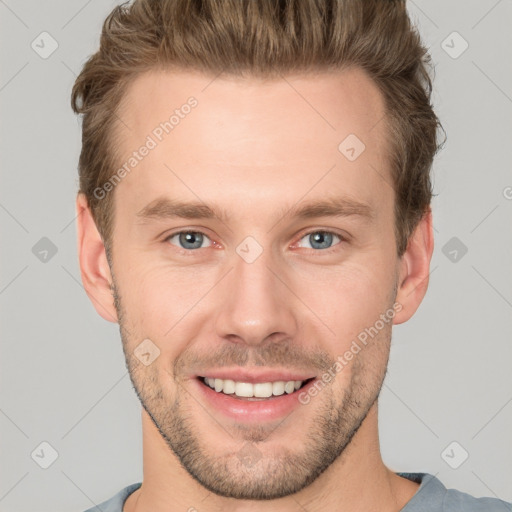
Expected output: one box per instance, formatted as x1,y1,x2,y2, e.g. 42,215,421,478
72,0,511,511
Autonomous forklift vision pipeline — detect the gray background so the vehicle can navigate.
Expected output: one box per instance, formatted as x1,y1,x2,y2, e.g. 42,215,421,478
1,1,511,510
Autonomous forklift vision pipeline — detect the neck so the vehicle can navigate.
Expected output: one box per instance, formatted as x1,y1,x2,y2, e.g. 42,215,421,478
124,402,419,512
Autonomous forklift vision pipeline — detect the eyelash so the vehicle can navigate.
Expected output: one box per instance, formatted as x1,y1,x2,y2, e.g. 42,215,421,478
163,228,346,255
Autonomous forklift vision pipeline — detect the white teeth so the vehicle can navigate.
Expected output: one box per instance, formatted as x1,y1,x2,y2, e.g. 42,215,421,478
214,378,223,392
203,377,306,397
272,381,285,396
235,382,254,397
223,379,235,394
284,381,295,394
253,382,273,398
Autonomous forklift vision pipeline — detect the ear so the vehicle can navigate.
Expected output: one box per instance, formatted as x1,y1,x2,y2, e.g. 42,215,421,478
76,193,118,323
393,208,434,325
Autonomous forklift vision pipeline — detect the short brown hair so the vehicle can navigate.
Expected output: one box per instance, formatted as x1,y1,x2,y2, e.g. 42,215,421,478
71,0,444,257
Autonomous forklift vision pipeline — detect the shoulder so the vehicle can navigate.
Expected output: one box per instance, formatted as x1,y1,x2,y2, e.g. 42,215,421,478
397,472,511,512
442,486,511,511
82,482,142,512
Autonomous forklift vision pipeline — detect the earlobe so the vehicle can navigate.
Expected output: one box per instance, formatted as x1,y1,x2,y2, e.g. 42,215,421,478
393,208,434,325
76,193,118,323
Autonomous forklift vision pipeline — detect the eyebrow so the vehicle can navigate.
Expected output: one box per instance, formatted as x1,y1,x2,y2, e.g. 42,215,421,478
136,195,375,224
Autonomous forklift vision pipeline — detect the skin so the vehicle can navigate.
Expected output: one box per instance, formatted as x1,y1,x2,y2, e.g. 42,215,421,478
77,67,434,512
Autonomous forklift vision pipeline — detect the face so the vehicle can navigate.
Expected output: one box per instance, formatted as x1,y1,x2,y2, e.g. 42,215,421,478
94,68,411,499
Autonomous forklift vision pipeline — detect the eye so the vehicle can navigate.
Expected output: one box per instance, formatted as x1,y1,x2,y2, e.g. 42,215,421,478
163,229,345,253
165,230,212,250
296,230,344,251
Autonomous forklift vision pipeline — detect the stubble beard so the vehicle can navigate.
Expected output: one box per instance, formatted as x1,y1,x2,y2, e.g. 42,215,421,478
111,275,393,500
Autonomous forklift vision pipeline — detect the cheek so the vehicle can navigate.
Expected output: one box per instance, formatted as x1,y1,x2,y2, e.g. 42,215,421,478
293,260,394,340
121,263,215,346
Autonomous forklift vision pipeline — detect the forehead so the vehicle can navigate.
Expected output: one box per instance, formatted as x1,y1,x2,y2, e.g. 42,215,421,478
117,66,387,148
112,67,392,219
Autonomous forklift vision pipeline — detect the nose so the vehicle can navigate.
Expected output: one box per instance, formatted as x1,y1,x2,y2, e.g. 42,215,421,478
213,241,299,347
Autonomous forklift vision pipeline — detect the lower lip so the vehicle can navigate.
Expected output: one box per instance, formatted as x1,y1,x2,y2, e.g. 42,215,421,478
193,377,316,423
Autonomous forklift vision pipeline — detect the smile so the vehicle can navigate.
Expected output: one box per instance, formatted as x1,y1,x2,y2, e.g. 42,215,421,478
200,376,314,400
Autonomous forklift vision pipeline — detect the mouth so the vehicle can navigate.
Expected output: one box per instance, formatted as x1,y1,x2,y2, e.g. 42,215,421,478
197,376,315,401
191,369,319,422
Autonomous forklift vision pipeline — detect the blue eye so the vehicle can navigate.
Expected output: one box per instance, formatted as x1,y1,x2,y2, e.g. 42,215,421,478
297,231,343,250
165,231,212,250
164,229,344,253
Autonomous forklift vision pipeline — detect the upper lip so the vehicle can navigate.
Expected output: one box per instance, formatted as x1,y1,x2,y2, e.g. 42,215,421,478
195,368,316,384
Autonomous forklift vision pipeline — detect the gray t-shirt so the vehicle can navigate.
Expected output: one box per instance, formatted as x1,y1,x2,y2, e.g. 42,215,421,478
83,472,511,511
